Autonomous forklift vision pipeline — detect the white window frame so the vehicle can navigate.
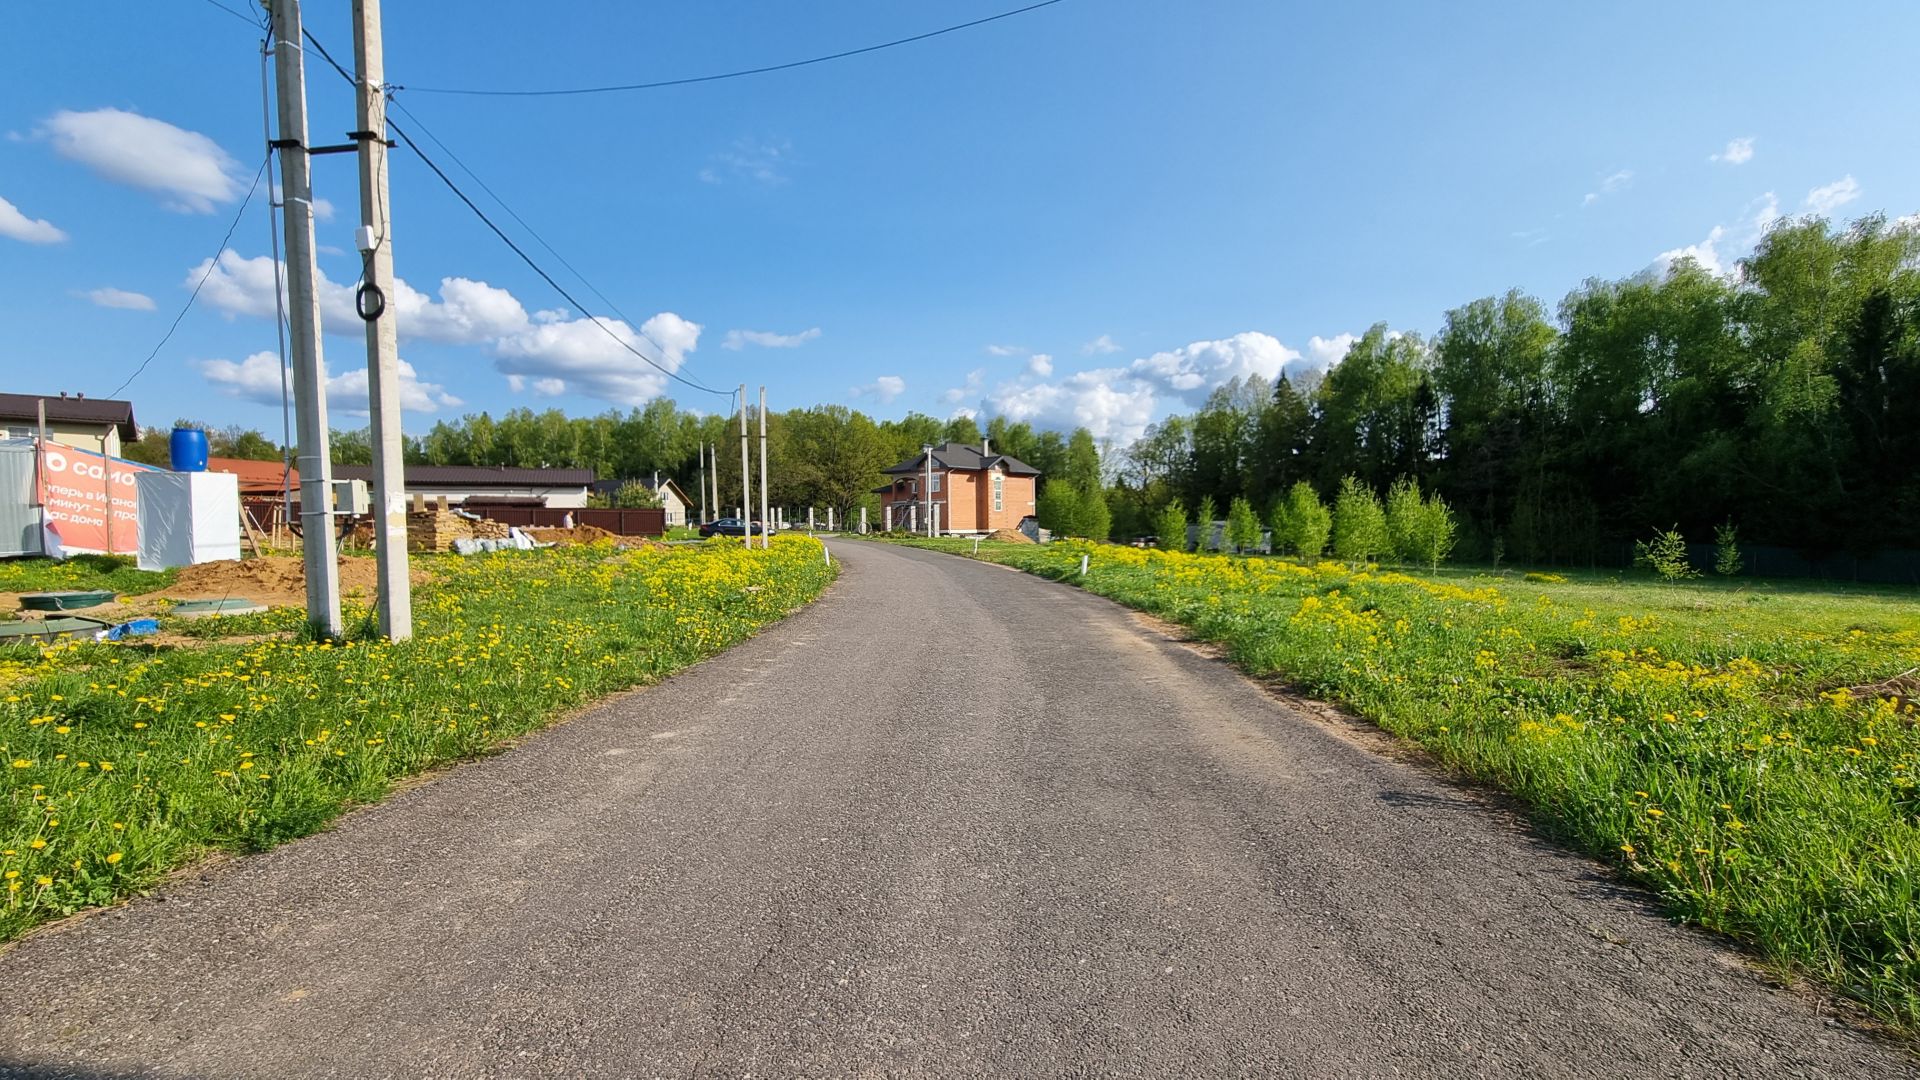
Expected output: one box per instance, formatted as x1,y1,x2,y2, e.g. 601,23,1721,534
992,471,1004,512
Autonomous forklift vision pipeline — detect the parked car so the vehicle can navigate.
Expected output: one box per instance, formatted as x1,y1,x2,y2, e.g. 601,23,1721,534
698,517,774,538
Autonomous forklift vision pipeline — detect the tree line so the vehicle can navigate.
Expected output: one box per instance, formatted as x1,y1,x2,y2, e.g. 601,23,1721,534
1109,213,1920,561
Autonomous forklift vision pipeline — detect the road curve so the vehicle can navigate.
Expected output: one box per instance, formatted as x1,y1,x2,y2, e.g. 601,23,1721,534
0,540,1909,1078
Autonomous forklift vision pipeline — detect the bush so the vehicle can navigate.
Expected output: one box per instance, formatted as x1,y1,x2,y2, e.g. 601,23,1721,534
1153,501,1188,552
1412,493,1458,570
611,480,663,509
1385,477,1425,561
1225,497,1262,553
1715,521,1743,576
1037,482,1082,537
1634,526,1699,581
1331,476,1388,562
1077,484,1112,542
1272,481,1330,558
1195,495,1219,551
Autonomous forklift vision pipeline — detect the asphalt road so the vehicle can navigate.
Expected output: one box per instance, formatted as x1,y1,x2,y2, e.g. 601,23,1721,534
0,540,1909,1078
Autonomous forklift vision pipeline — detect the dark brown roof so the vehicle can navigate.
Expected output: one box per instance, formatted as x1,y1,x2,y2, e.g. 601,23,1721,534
333,464,596,487
0,393,137,441
882,441,1040,477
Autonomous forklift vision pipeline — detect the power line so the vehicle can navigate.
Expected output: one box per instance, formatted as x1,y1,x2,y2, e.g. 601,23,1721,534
387,97,641,345
201,0,265,29
107,155,271,400
395,0,1071,98
299,29,731,400
388,116,731,400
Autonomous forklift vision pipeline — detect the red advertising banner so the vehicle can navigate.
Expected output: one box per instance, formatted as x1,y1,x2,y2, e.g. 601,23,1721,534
35,444,157,556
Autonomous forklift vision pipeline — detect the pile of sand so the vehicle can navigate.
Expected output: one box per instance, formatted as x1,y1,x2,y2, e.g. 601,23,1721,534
524,525,618,546
985,528,1036,544
167,556,427,606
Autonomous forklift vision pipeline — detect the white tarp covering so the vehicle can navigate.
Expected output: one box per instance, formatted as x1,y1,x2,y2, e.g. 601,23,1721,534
135,471,241,571
0,441,41,558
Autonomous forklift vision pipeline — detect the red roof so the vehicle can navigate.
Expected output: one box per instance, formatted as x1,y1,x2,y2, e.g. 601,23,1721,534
207,456,297,495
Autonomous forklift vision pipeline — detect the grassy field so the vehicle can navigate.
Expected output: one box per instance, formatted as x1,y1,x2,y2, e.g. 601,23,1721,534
879,535,1920,1030
0,536,833,942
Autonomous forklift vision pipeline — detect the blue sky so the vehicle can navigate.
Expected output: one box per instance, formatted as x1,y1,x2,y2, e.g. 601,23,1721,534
3,0,1916,444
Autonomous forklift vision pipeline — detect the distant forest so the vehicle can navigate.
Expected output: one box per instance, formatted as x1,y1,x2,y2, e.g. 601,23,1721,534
139,212,1919,559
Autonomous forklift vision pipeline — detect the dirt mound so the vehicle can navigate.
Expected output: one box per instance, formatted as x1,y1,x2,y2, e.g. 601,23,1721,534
524,525,618,546
166,556,426,607
985,528,1036,544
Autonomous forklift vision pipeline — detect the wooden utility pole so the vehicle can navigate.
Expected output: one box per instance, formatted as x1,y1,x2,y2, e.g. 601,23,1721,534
269,0,343,638
352,0,411,641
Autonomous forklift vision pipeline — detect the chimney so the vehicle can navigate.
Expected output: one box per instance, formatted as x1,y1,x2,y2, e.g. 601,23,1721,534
982,436,991,458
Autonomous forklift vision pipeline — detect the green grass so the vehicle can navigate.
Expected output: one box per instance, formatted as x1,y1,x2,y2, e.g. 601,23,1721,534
0,536,833,940
0,554,175,597
875,535,1920,1031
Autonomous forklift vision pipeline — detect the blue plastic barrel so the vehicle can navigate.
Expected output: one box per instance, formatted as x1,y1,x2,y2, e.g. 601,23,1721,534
169,426,209,472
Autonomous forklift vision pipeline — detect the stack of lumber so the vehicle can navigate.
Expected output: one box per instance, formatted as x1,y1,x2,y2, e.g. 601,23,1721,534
405,510,474,553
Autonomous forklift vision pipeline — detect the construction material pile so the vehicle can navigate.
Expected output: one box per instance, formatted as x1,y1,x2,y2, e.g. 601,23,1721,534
985,528,1037,544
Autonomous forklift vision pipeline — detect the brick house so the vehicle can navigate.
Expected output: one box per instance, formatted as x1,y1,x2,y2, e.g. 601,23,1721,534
876,441,1040,534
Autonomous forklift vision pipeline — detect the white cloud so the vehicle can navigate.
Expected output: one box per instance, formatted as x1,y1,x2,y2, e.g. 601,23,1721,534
722,326,821,350
961,330,1355,444
198,351,462,415
1080,334,1121,356
39,108,243,213
1711,137,1755,165
1805,175,1860,215
701,137,793,186
391,276,531,345
1652,224,1730,278
193,251,531,345
83,287,155,311
494,312,701,406
191,249,709,408
1026,353,1054,377
1125,332,1301,406
1583,169,1634,206
942,368,986,404
981,367,1158,444
311,197,335,222
985,343,1024,357
950,406,978,421
0,194,66,243
1648,191,1785,280
851,375,905,403
1304,333,1357,370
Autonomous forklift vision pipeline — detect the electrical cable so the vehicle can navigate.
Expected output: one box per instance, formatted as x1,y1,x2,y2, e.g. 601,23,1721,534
201,0,265,29
394,0,1070,97
386,96,641,347
299,28,732,399
107,155,270,399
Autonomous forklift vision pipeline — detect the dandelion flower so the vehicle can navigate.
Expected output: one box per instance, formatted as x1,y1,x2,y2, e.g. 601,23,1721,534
106,852,123,865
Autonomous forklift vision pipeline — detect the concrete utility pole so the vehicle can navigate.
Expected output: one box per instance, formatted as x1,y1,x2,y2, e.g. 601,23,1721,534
923,444,935,538
757,386,770,549
709,442,719,525
696,444,707,524
270,0,342,638
352,0,410,642
737,386,751,550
